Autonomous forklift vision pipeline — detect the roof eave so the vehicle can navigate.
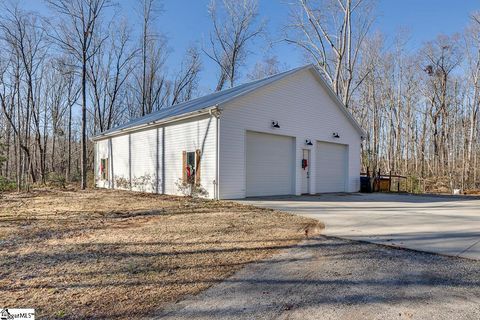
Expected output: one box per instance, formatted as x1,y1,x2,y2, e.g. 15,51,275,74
91,105,219,141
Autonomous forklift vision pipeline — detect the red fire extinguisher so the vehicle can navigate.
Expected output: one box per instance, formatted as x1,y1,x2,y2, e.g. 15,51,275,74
302,159,308,170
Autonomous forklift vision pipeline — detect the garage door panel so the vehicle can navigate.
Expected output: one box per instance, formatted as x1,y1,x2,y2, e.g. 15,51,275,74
246,132,294,197
316,141,347,193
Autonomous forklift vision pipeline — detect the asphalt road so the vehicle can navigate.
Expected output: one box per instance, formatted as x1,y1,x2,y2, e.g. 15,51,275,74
157,236,480,320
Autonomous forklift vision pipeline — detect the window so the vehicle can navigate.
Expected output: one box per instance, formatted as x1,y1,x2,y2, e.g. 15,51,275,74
186,151,196,183
182,150,201,184
100,158,109,180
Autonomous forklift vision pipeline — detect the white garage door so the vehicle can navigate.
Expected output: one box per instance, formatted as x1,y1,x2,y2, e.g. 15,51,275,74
316,141,347,193
246,131,295,197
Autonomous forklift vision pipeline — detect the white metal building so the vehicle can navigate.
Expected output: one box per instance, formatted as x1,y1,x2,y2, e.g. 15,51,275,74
93,64,365,199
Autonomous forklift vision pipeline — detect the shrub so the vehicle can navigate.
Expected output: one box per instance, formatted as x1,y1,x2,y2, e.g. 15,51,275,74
0,176,17,192
115,176,130,189
132,174,155,192
47,172,66,188
70,171,81,182
407,175,423,194
175,179,209,198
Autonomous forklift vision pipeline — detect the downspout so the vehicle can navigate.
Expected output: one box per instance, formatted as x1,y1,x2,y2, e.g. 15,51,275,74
209,106,222,200
108,138,114,189
93,141,97,188
216,115,220,200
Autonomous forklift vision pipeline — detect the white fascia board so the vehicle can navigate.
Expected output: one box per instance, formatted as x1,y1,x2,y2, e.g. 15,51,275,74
91,106,219,141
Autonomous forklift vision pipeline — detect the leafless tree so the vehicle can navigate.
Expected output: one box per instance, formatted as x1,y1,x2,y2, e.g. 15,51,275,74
420,35,462,177
135,0,170,115
46,0,111,189
88,20,137,133
44,62,67,173
171,46,202,105
56,57,80,181
205,0,265,91
462,13,480,188
285,0,375,107
0,5,48,186
1,0,480,196
0,38,27,190
247,56,287,80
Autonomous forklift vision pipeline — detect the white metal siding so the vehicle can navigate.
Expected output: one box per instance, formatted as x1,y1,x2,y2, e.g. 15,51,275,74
163,116,217,197
95,139,110,188
94,114,217,198
111,134,130,189
301,149,311,194
219,68,361,199
130,129,158,192
246,131,294,197
316,141,347,193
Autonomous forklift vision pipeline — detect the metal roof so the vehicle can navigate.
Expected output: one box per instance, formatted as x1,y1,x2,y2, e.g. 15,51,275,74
93,64,365,139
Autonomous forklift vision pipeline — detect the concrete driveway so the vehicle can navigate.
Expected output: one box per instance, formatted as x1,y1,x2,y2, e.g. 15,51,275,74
239,193,480,260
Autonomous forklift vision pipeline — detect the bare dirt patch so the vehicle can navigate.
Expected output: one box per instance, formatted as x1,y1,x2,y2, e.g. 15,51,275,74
0,188,320,319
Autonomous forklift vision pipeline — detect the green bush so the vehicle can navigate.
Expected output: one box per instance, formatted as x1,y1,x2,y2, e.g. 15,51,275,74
0,176,17,191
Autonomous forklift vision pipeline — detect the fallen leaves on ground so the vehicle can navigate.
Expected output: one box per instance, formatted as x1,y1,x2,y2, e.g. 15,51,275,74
0,188,321,319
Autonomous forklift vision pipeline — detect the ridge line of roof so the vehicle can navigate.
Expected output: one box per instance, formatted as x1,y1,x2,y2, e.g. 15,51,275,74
92,63,366,139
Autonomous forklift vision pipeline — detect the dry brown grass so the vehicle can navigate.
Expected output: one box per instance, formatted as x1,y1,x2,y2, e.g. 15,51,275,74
0,188,320,319
463,189,480,195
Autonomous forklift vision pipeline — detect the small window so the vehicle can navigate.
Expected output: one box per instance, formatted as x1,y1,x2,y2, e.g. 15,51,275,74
182,150,201,184
100,158,109,180
186,151,196,183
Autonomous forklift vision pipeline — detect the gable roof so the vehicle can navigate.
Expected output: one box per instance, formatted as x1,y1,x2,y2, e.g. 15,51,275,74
93,64,365,140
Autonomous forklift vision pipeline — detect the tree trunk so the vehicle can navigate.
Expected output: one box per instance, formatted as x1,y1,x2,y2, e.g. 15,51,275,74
81,52,87,190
